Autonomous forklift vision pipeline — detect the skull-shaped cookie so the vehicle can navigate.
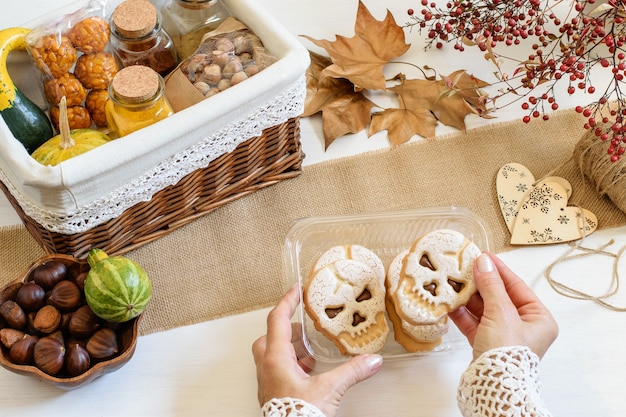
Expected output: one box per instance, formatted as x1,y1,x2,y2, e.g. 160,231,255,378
385,250,449,352
304,258,389,355
312,244,386,286
393,229,481,325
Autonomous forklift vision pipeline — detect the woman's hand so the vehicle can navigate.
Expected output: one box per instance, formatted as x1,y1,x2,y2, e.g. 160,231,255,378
449,252,559,360
252,286,383,417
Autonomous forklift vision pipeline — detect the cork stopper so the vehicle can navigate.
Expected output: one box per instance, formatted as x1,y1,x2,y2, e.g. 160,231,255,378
111,65,160,103
112,0,158,38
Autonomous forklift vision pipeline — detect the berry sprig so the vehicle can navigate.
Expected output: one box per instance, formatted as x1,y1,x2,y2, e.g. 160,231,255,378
406,0,626,162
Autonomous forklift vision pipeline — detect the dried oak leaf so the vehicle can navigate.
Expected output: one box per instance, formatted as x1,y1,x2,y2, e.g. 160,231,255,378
301,0,410,91
304,51,376,149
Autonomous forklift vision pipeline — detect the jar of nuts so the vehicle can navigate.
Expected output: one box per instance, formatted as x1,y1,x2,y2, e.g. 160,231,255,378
161,0,231,61
109,0,179,76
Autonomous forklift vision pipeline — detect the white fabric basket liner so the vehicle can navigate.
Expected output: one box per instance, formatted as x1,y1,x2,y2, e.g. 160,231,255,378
0,0,309,234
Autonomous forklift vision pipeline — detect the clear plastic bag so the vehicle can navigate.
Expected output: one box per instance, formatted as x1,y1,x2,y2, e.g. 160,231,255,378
164,16,277,112
25,0,118,130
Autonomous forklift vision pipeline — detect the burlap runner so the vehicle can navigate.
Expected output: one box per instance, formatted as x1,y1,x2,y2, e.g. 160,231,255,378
2,109,625,336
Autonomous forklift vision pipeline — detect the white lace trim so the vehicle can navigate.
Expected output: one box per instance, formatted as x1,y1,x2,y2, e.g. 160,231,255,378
457,345,553,417
261,398,326,417
4,75,305,234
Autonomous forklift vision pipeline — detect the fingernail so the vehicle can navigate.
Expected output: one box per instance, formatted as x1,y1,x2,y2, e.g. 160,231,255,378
366,354,383,370
477,253,494,273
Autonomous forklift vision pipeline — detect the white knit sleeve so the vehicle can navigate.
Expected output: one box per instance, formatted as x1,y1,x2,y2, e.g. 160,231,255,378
457,345,553,417
261,398,326,417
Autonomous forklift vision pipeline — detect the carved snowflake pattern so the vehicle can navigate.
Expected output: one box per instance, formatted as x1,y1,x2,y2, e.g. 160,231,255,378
498,194,519,223
529,228,562,243
521,183,563,214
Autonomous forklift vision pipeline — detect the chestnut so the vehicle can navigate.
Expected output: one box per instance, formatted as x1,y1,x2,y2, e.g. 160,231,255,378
0,282,22,305
69,305,101,339
0,300,26,329
30,260,68,290
86,328,119,360
9,334,38,365
33,305,61,334
47,280,81,311
15,282,46,312
65,343,90,376
0,328,26,349
34,336,65,375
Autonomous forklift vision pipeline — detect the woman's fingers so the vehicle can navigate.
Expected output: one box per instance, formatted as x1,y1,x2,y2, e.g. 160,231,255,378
265,286,301,354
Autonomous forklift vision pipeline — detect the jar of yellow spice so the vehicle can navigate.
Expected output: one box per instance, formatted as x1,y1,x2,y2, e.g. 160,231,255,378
105,65,174,138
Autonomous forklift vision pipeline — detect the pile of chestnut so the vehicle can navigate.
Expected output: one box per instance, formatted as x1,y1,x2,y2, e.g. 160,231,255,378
0,259,121,377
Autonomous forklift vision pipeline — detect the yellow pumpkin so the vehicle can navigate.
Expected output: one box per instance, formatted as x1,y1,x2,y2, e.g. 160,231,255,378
31,96,110,166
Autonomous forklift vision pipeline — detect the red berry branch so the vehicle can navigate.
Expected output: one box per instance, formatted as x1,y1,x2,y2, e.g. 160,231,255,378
405,0,626,162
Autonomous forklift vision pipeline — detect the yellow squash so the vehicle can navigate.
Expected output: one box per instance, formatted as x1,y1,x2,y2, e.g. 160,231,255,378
0,27,53,153
31,97,110,166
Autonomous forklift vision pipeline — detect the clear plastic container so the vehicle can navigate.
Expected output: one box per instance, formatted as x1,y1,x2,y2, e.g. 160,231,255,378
283,206,491,365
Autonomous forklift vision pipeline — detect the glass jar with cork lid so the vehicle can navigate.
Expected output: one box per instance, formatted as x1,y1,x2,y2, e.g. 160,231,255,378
161,0,230,61
109,0,179,76
105,65,174,138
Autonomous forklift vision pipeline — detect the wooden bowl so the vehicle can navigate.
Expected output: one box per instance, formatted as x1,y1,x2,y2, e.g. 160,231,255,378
0,254,141,390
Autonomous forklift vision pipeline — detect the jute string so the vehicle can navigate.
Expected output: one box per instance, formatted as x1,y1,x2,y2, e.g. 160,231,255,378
545,238,626,311
573,126,626,213
538,129,626,311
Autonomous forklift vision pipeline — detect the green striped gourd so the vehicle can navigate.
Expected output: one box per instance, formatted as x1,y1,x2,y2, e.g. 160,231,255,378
84,248,152,323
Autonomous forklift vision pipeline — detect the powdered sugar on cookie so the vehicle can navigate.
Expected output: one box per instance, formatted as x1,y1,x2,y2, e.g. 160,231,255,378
394,229,481,326
304,258,389,355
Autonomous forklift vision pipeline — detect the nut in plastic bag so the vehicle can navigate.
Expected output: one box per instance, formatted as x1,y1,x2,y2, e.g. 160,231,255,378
164,17,277,112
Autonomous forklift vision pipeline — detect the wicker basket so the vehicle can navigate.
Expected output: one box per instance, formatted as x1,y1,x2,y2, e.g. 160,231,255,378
0,0,308,258
1,118,302,258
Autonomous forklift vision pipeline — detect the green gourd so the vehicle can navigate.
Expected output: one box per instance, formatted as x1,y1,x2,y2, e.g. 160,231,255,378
0,27,53,153
31,96,110,166
84,249,153,323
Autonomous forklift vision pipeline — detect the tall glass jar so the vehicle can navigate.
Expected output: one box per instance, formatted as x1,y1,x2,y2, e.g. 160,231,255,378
161,0,230,60
105,65,174,138
109,0,179,76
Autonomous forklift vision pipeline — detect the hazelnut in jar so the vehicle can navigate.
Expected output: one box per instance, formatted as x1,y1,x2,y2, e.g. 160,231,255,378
105,65,174,138
109,0,179,76
161,0,230,61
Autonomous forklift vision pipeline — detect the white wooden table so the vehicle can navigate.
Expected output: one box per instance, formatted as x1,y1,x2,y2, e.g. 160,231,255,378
1,1,625,416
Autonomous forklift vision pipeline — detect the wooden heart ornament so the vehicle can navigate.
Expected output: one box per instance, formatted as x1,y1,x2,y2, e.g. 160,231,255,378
510,180,597,244
496,163,597,245
496,162,573,232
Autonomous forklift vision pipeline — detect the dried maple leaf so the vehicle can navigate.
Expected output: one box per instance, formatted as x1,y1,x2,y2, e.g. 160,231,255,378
368,71,489,145
303,51,376,149
441,70,491,111
369,107,438,146
301,0,410,91
393,70,489,131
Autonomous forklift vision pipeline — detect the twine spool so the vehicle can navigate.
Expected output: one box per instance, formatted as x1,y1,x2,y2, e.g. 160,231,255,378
573,127,626,214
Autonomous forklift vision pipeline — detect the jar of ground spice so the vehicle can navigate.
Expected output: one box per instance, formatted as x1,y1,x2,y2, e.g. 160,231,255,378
105,65,174,138
109,0,179,76
162,0,230,61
